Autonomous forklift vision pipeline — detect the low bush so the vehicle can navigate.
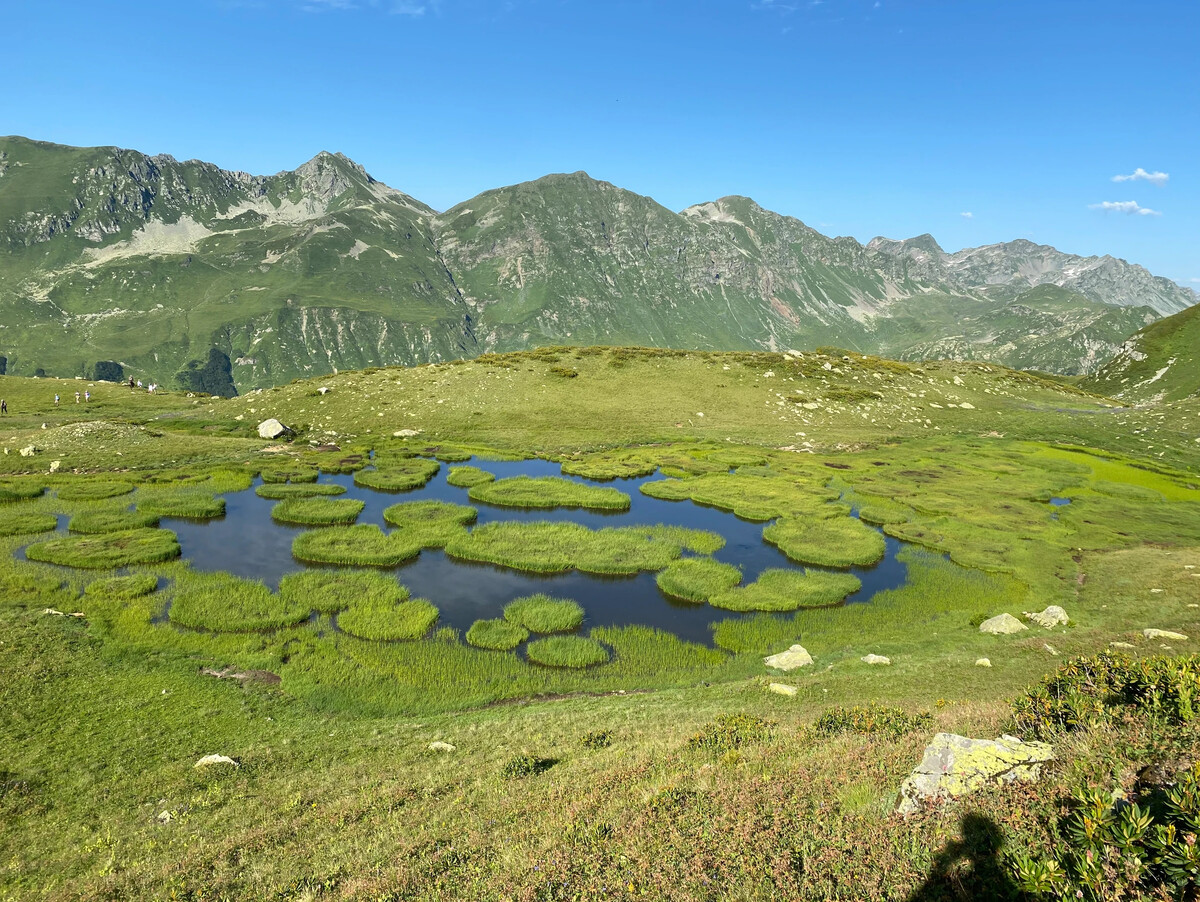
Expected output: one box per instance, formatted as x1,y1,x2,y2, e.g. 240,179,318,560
68,509,159,534
446,466,495,488
292,525,422,567
687,713,773,751
279,569,407,614
465,618,529,650
468,476,631,512
709,569,860,612
813,704,933,738
271,498,365,526
656,558,742,603
255,483,346,500
338,598,439,641
85,573,159,599
525,635,609,668
24,528,181,569
0,512,58,537
56,481,134,501
504,594,585,633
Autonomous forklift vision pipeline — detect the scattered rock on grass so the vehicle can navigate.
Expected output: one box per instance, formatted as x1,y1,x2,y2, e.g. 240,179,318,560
42,609,85,618
979,613,1027,635
393,429,421,438
768,683,797,697
1043,644,1058,656
194,754,238,769
429,741,456,753
1144,629,1189,641
896,733,1054,816
1024,605,1069,629
764,644,813,671
257,419,294,440
1110,641,1136,649
975,658,992,667
861,654,891,666
19,446,38,457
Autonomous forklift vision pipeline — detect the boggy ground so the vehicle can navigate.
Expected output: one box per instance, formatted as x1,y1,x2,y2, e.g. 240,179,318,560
1,346,1199,900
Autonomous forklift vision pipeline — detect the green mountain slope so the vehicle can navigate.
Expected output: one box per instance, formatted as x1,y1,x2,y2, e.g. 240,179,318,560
1083,301,1200,402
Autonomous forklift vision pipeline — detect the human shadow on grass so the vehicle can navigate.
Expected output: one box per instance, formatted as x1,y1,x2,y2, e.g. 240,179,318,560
907,813,1027,902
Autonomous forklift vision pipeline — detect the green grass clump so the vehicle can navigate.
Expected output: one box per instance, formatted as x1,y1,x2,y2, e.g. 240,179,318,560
255,483,346,499
136,493,226,520
382,501,477,547
0,511,58,537
465,618,529,650
500,754,557,778
279,569,407,614
446,522,722,575
504,594,585,633
353,459,440,492
580,729,613,749
813,704,934,738
762,516,886,568
85,573,159,599
0,481,46,503
656,558,742,603
68,509,159,534
641,473,837,521
338,598,439,641
55,481,134,501
709,569,860,612
292,525,421,567
560,451,658,480
468,476,631,511
171,572,309,632
687,713,773,751
0,566,65,603
24,528,180,569
260,466,319,484
446,466,495,488
525,635,610,668
271,498,365,526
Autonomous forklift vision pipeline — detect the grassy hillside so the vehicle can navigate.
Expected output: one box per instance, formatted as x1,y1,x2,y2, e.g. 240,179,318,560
1084,300,1200,402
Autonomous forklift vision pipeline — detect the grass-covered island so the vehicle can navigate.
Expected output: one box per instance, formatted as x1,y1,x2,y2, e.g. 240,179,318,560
2,346,1200,900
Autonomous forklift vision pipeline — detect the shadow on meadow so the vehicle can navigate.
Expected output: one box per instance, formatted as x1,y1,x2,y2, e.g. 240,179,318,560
907,813,1025,902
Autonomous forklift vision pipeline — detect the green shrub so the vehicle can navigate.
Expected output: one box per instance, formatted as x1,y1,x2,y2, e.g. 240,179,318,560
709,569,860,612
255,483,347,500
687,713,773,751
56,481,134,501
68,509,159,534
446,466,495,488
813,704,933,738
353,460,440,492
338,599,439,641
24,528,181,569
465,618,529,650
501,754,557,778
0,512,58,537
171,572,309,632
279,569,406,614
292,525,422,567
656,558,742,603
580,730,613,750
271,498,365,526
382,501,477,547
468,476,631,512
85,573,159,599
525,635,609,668
503,595,585,633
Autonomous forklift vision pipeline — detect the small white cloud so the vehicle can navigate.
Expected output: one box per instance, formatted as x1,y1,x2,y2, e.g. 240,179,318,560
1089,200,1161,216
960,211,973,219
1112,168,1169,186
1190,278,1200,284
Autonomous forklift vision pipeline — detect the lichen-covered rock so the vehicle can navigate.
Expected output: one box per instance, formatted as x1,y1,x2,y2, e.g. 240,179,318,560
1024,605,1069,629
1144,629,1189,641
768,682,797,697
764,644,813,671
975,658,992,668
429,741,456,753
194,754,238,768
861,654,891,666
897,733,1054,816
979,613,1028,635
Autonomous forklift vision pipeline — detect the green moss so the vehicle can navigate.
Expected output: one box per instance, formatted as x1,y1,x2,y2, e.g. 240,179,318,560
504,594,585,633
656,558,742,603
465,618,529,650
353,459,440,492
85,573,159,599
271,498,365,526
526,635,610,668
762,516,886,567
292,525,422,567
55,481,134,501
0,511,58,537
709,569,860,612
446,466,495,488
338,598,439,641
468,476,631,511
279,568,407,614
381,500,477,547
24,528,181,569
68,509,160,534
171,572,309,632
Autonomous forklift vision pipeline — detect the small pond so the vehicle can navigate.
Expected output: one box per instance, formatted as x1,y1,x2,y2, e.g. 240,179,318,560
157,457,913,646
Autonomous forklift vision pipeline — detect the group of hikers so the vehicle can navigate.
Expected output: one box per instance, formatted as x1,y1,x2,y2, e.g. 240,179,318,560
0,375,163,416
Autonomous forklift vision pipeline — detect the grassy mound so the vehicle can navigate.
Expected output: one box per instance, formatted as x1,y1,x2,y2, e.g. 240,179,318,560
260,466,319,484
171,572,309,632
560,451,659,480
640,473,839,521
68,509,160,534
292,525,421,567
55,481,134,501
762,516,886,567
709,569,861,612
468,475,631,511
465,618,530,650
353,459,440,492
656,558,742,603
85,573,159,599
446,466,496,488
271,498,365,526
0,481,46,503
136,493,226,520
278,569,407,614
24,528,181,569
382,500,477,547
503,594,585,633
0,511,58,537
255,483,346,500
525,635,610,668
339,598,439,641
446,522,722,575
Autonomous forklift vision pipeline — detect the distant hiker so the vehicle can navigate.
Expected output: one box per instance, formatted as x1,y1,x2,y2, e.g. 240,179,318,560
84,390,91,402
54,394,59,406
0,399,6,414
136,379,143,388
129,377,135,390
75,391,80,404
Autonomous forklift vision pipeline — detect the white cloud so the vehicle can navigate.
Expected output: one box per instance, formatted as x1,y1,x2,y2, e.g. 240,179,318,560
1089,200,1161,216
960,211,973,219
1112,168,1169,186
1191,278,1200,284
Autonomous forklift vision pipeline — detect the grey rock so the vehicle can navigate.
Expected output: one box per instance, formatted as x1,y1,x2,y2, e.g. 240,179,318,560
1144,629,1188,641
975,658,992,667
979,613,1028,635
257,418,293,440
764,644,813,671
429,741,456,752
897,733,1054,816
861,654,892,666
1024,605,1069,629
194,754,238,768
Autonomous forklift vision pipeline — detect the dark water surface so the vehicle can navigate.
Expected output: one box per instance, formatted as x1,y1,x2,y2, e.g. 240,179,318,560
166,457,913,646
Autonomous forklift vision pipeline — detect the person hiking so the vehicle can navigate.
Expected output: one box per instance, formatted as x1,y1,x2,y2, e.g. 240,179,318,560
75,391,80,404
84,390,91,402
129,377,135,390
0,399,6,414
54,394,59,406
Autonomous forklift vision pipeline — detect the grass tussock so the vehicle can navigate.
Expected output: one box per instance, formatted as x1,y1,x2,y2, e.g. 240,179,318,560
762,516,886,568
68,509,160,534
24,528,180,569
292,525,422,567
446,466,496,488
270,498,365,526
85,573,159,600
656,558,742,603
525,635,609,668
641,473,839,521
468,476,631,511
0,481,46,503
171,572,309,632
504,594,585,633
338,598,439,641
0,511,58,537
382,501,477,547
279,569,407,614
254,483,346,499
709,569,860,612
55,481,134,501
136,493,226,520
353,459,440,492
687,713,773,751
465,618,529,650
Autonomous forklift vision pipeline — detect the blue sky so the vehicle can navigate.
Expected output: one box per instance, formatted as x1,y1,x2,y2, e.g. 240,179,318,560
5,0,1197,285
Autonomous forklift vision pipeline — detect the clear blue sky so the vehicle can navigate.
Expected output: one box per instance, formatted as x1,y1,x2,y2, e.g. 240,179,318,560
5,0,1197,286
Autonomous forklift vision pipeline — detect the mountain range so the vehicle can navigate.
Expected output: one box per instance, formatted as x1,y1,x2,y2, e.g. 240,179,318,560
1,135,1194,393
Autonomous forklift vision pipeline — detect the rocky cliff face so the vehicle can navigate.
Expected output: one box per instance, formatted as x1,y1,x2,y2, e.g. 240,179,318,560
0,136,1192,390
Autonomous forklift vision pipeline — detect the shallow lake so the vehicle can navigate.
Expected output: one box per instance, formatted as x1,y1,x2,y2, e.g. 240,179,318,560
164,457,912,646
